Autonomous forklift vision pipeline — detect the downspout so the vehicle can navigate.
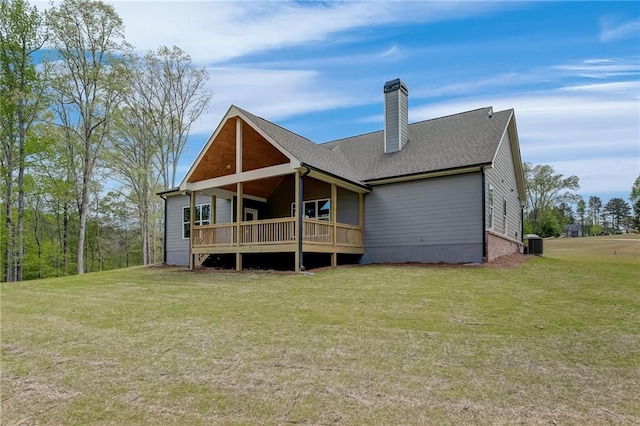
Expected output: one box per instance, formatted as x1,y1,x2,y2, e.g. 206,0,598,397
521,206,525,250
481,166,487,262
159,193,168,265
298,166,311,271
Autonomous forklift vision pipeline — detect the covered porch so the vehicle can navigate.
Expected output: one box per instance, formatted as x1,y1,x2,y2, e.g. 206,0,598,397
187,174,365,271
181,110,367,271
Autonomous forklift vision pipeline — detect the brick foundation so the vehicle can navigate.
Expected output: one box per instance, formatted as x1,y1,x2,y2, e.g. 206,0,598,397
486,231,523,262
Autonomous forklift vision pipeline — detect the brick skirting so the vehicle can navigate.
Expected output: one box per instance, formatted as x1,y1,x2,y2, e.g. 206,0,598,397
486,231,524,262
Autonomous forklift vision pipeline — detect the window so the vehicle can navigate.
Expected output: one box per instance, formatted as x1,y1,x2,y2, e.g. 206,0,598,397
503,197,508,234
183,203,211,239
291,198,330,221
488,184,494,229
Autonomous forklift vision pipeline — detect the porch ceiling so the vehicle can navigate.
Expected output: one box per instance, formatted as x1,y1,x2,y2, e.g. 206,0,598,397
187,118,290,184
220,175,285,199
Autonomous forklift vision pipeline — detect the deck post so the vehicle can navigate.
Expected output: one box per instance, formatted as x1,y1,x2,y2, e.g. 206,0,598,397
189,190,196,270
331,184,337,247
331,183,337,267
211,195,217,225
236,182,242,271
236,117,243,271
294,170,301,272
358,192,364,246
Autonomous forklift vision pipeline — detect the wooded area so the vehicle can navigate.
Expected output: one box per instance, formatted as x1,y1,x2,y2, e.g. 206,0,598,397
523,163,639,238
1,0,211,281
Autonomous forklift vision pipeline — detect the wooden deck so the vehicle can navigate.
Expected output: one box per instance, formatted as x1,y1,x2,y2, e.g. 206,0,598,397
191,218,363,255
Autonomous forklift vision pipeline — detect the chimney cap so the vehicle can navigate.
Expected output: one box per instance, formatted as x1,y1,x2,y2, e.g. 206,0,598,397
384,78,408,95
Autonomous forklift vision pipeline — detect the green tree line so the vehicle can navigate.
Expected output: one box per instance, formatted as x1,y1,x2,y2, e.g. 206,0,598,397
524,163,639,238
1,0,212,281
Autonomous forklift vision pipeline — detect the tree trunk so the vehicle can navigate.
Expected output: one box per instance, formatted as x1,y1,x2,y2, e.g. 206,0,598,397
34,197,42,278
63,202,69,274
3,198,14,282
16,95,26,282
77,186,89,274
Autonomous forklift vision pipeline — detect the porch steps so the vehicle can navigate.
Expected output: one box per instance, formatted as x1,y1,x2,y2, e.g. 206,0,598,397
197,253,209,266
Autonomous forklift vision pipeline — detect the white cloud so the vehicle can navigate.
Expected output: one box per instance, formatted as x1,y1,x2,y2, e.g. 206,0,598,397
188,67,365,135
553,58,640,79
559,81,639,94
75,1,511,64
548,158,639,196
407,80,639,199
600,17,640,42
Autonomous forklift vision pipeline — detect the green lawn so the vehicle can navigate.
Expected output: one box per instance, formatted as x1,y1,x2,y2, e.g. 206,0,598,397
2,236,639,425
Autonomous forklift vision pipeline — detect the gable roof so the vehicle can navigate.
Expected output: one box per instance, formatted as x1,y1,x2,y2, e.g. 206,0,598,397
235,107,363,184
322,107,511,182
180,104,522,194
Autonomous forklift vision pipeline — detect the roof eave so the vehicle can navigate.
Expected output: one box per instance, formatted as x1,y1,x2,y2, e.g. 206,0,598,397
299,162,370,193
156,187,183,198
364,163,491,186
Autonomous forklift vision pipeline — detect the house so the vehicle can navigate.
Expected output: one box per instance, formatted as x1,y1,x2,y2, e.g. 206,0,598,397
158,79,526,271
565,224,583,237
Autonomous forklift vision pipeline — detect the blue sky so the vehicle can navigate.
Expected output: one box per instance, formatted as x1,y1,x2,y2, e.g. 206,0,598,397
40,1,640,204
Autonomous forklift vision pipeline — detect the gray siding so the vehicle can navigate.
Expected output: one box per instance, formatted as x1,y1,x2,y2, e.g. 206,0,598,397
267,175,358,223
384,89,408,153
361,172,484,264
165,194,231,266
336,187,359,225
485,130,523,241
384,90,400,153
267,175,331,218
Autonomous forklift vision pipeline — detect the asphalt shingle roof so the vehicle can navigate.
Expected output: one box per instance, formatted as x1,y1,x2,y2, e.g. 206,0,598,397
323,107,513,182
237,105,513,185
236,107,363,185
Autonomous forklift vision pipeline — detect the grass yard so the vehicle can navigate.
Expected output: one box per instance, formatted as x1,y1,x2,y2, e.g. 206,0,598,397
1,235,639,425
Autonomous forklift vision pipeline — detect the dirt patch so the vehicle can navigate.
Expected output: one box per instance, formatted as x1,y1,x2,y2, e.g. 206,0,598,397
486,253,531,269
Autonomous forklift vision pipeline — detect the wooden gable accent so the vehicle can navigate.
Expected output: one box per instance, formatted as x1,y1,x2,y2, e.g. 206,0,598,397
241,122,289,172
188,119,237,183
187,116,291,199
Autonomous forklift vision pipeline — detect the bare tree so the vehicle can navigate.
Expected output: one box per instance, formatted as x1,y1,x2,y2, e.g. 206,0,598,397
109,47,211,264
109,101,161,265
46,0,129,274
142,46,212,189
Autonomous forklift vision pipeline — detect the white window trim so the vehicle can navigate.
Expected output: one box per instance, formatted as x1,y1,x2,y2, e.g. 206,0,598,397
244,207,259,221
182,203,211,239
291,198,331,221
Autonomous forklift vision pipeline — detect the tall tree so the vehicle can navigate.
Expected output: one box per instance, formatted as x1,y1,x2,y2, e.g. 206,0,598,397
109,103,161,265
0,0,46,282
46,0,129,274
588,196,602,226
576,197,586,234
109,46,211,263
143,46,211,189
604,198,631,231
631,175,640,231
523,162,580,234
631,175,640,204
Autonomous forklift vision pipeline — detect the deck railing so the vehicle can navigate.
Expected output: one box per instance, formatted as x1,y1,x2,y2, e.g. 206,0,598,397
240,217,295,244
335,223,363,247
192,217,362,249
